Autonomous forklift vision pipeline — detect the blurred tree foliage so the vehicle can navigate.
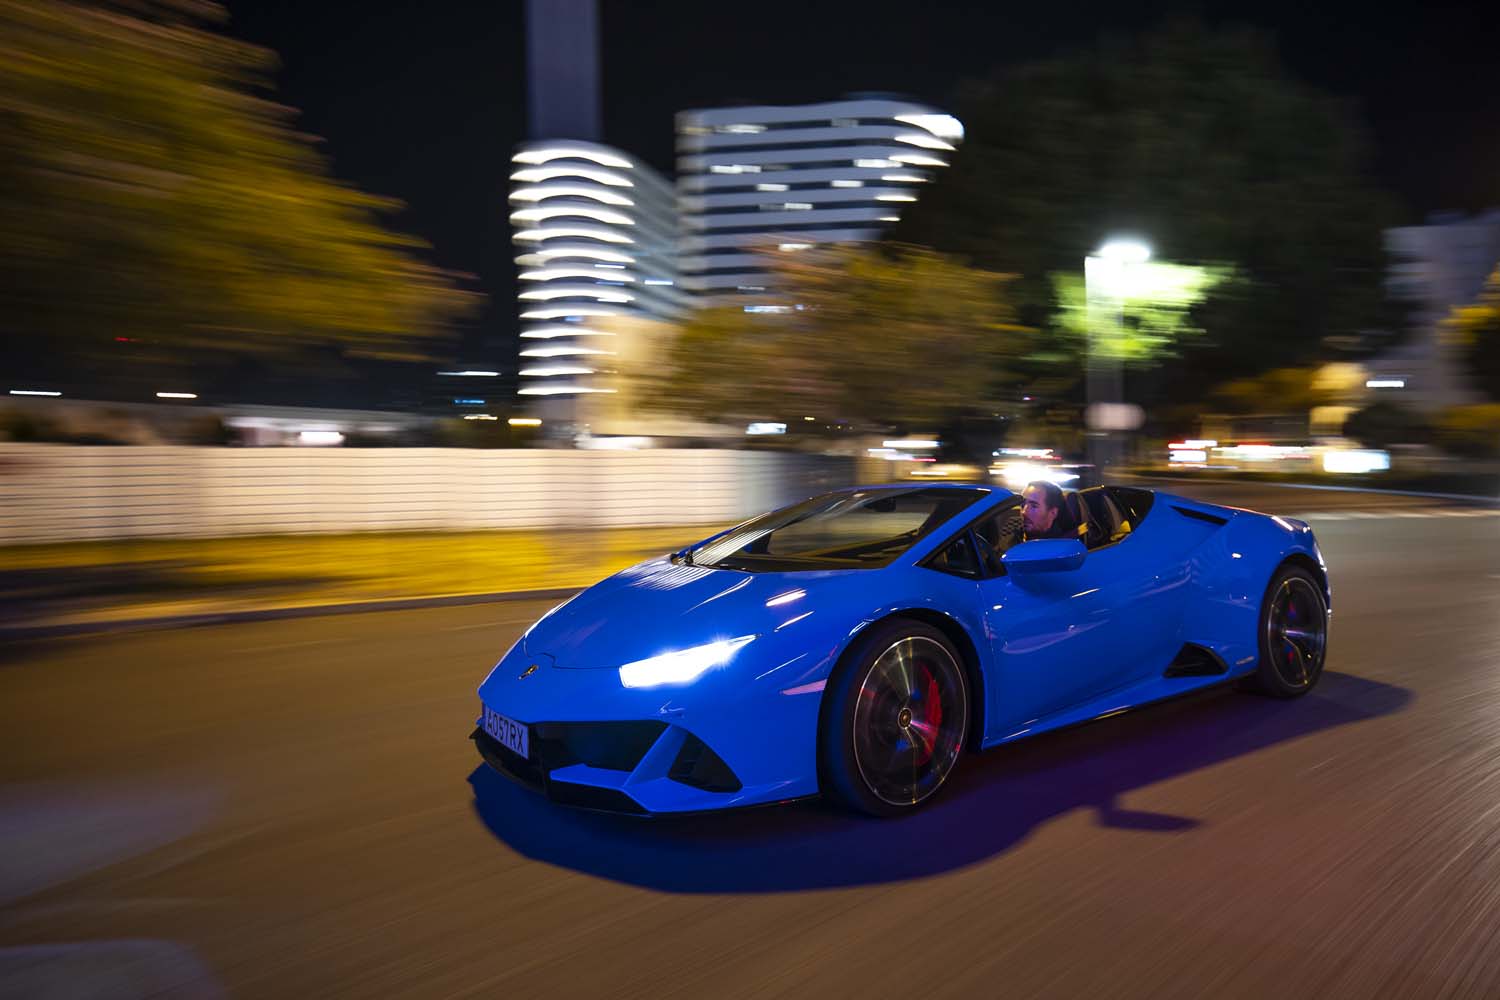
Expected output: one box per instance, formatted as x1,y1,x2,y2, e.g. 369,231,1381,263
1208,366,1337,415
1434,404,1500,459
1049,262,1236,364
0,0,475,365
1343,401,1432,448
642,245,1034,430
1446,265,1500,400
892,21,1403,395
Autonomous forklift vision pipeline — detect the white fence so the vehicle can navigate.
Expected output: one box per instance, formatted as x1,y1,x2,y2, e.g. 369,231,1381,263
0,445,858,544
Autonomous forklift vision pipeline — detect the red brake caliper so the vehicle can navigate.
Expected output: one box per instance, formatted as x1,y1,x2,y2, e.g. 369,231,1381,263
912,664,943,766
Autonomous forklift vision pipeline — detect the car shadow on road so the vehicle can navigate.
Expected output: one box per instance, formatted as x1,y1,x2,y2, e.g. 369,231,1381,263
468,670,1411,893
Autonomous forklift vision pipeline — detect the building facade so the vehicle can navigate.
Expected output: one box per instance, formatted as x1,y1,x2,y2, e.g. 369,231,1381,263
509,140,684,404
675,97,963,298
1367,209,1500,412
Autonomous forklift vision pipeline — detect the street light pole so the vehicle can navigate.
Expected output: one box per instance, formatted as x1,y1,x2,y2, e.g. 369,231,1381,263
1085,239,1150,476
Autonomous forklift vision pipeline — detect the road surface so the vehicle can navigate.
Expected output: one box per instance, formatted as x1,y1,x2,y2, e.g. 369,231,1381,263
3,483,1500,998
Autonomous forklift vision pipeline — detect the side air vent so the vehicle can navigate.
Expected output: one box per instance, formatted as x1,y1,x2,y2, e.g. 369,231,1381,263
1171,505,1228,526
1164,643,1228,677
669,733,742,793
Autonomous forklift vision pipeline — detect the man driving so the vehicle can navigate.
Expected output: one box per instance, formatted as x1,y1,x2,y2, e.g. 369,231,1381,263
1017,480,1073,541
972,480,1077,572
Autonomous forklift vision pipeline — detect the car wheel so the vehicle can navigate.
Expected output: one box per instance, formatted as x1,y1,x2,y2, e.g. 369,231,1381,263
1246,565,1328,698
820,619,969,817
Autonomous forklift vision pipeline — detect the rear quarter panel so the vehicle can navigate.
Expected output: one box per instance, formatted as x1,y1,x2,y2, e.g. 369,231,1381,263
1161,494,1328,676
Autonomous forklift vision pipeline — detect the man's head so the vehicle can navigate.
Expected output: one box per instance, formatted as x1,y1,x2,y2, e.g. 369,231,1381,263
1021,480,1063,536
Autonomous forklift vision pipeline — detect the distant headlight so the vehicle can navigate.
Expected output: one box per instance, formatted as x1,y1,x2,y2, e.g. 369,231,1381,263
618,636,756,689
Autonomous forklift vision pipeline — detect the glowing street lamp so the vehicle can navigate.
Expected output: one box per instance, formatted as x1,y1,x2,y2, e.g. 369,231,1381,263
1084,239,1151,471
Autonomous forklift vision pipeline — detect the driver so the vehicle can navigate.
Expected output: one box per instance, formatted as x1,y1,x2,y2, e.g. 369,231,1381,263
1017,480,1073,542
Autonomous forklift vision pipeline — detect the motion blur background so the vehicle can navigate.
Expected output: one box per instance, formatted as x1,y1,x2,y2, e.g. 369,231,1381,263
3,0,1498,614
4,2,1500,997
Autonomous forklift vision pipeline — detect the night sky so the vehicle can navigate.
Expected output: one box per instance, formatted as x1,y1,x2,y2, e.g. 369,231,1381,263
222,0,1500,365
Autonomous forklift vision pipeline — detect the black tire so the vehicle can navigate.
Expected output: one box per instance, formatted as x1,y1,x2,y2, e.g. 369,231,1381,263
820,618,970,817
1244,565,1329,698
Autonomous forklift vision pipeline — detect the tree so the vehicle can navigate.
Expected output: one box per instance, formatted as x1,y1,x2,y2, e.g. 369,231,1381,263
1049,261,1236,365
0,0,475,373
1343,401,1431,448
1209,366,1337,415
891,21,1404,395
641,245,1034,431
1446,265,1500,400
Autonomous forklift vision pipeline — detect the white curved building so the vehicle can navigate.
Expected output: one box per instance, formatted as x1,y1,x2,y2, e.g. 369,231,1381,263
510,140,683,399
676,97,963,298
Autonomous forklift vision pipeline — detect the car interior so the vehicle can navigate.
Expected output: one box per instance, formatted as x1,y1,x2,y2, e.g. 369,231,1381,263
934,485,1150,578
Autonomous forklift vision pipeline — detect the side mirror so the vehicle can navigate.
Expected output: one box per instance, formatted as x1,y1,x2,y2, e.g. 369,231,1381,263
1002,538,1087,574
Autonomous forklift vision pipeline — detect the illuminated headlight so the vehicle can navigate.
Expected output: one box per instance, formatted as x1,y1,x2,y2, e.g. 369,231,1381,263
618,636,756,689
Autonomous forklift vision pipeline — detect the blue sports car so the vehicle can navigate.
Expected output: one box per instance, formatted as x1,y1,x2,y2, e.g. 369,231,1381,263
472,483,1330,817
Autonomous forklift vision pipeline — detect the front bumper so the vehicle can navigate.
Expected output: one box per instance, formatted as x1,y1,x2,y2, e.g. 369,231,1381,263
470,716,788,815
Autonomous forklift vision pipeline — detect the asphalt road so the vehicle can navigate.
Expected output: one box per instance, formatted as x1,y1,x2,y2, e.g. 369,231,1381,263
4,484,1500,999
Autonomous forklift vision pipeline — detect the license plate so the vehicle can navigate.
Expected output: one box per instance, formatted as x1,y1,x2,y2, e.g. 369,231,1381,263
482,707,529,759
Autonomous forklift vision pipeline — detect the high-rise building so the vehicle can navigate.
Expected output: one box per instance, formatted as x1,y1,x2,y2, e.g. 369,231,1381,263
513,0,683,407
510,141,683,400
675,97,963,299
1366,209,1500,412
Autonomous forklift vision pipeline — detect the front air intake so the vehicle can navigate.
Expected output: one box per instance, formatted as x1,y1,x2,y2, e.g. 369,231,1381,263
669,733,742,793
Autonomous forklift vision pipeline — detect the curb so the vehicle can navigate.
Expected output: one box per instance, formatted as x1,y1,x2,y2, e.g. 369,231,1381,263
1,587,584,643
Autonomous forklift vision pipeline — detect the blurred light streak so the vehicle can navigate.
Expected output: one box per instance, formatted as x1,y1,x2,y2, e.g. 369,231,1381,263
893,132,955,151
509,185,634,206
510,166,632,187
519,326,615,339
998,463,1080,488
513,147,633,168
514,226,634,244
1215,444,1310,462
518,365,596,377
437,370,500,376
507,417,543,427
893,113,965,140
520,306,624,320
890,152,948,167
10,390,61,396
578,436,652,449
520,246,634,263
518,345,615,358
510,206,634,226
155,392,198,399
520,268,637,282
518,287,634,302
1323,449,1391,474
516,385,616,396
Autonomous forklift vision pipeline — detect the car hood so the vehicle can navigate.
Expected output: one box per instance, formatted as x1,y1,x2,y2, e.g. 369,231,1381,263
522,558,853,668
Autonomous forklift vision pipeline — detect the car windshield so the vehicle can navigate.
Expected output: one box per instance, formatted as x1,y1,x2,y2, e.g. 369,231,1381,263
690,487,986,572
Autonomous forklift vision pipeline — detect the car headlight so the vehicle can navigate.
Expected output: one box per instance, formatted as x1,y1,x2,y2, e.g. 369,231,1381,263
618,635,756,689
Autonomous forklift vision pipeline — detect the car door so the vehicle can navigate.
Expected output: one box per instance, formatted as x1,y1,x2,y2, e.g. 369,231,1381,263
972,501,1181,738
